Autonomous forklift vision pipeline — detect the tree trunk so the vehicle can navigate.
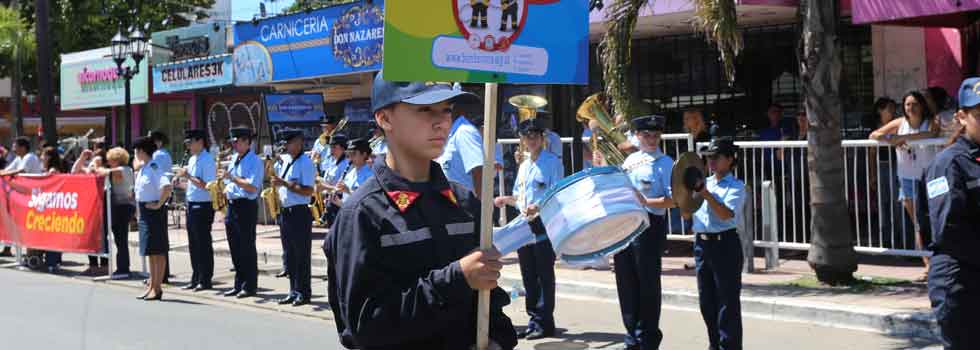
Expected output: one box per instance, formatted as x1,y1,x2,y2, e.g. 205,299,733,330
11,0,23,137
35,0,56,146
800,0,857,284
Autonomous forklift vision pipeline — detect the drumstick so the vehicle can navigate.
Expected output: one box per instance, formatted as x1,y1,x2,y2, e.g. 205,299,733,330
476,83,498,350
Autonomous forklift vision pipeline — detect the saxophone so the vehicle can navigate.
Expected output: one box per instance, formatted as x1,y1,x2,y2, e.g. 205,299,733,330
576,93,629,166
260,152,282,219
206,151,227,211
310,187,325,226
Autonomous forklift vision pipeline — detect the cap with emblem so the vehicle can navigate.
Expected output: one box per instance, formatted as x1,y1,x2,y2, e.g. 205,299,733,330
631,115,666,132
518,118,546,136
134,136,158,154
228,126,255,142
330,133,349,146
183,129,207,143
371,72,481,113
959,77,980,109
700,138,739,157
346,138,372,153
277,129,304,144
321,115,341,125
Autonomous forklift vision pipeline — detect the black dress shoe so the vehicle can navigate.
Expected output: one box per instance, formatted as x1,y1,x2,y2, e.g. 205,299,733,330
292,297,309,307
516,328,534,339
144,292,163,301
195,285,212,292
277,296,297,305
525,328,554,340
223,289,242,297
236,290,256,299
275,271,289,278
181,283,198,290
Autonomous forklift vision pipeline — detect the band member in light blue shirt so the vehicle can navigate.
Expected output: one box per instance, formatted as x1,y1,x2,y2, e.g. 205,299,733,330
438,115,488,195
334,138,374,205
494,118,563,340
220,126,264,298
148,130,173,174
133,137,172,301
311,115,341,173
616,115,675,349
271,129,317,306
173,129,217,291
690,137,746,350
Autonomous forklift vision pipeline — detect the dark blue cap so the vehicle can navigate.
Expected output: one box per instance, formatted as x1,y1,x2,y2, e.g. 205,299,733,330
959,77,980,109
183,129,207,143
371,72,480,113
277,129,304,143
700,137,739,157
518,119,546,136
346,138,371,153
228,126,255,142
631,115,666,132
329,133,348,146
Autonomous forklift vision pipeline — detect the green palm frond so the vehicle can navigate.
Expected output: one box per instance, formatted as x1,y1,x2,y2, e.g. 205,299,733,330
598,0,647,119
692,0,742,85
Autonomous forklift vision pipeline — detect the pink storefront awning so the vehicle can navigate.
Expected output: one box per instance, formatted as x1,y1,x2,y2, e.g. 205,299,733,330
853,0,980,27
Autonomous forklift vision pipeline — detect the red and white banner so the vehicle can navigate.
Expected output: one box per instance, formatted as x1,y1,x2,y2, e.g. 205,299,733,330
0,174,105,254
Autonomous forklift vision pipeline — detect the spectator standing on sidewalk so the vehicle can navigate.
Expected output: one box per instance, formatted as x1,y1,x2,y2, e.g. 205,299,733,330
919,77,980,350
870,91,940,280
95,147,137,279
0,137,44,258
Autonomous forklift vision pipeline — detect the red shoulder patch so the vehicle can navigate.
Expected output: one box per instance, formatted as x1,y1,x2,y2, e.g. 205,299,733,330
440,189,458,207
385,191,420,213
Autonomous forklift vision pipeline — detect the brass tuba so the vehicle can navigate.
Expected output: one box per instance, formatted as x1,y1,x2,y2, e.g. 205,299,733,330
260,151,282,219
508,94,548,164
576,93,628,166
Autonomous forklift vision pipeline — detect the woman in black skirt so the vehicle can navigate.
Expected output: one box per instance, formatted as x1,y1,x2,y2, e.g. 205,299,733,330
133,137,172,301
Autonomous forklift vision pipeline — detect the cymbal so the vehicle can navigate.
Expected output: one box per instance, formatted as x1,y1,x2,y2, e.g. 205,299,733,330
671,152,706,214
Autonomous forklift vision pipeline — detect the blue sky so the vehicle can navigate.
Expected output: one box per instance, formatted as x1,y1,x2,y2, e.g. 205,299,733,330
232,0,297,21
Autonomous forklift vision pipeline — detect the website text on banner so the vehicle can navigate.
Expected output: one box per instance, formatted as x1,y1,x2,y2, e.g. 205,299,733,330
0,174,106,254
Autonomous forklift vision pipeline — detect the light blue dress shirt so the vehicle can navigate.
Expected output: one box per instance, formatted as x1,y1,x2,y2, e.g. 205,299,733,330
513,151,563,213
341,163,374,203
622,149,674,215
546,130,563,160
311,138,332,172
325,156,350,185
438,117,486,191
224,150,264,200
185,149,217,203
692,173,746,234
135,160,171,203
152,149,173,176
275,153,316,208
371,139,387,164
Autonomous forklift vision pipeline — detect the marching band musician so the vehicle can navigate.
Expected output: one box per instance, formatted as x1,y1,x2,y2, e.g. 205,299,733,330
271,130,317,306
690,137,746,350
133,137,172,301
326,73,517,349
616,115,674,350
319,133,350,226
220,126,264,299
368,121,388,165
312,115,342,174
332,138,374,205
437,111,488,196
494,118,563,340
173,129,217,291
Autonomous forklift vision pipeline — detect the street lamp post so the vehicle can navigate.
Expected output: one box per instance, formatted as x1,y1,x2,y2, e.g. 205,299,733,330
111,27,147,149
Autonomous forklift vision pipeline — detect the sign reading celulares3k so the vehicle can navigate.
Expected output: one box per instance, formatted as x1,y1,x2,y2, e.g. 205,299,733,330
233,0,384,86
151,23,234,93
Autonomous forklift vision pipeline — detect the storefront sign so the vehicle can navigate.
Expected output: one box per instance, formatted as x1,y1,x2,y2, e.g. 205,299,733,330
0,175,106,254
232,0,384,85
60,47,149,111
152,55,234,93
344,99,373,122
265,94,326,150
383,0,588,84
151,23,230,64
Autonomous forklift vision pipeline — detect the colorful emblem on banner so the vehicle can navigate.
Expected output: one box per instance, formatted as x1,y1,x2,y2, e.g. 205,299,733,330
333,4,385,68
386,191,421,213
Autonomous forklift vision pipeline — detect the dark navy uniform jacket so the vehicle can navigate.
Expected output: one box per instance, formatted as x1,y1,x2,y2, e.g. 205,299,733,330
327,161,518,350
920,136,980,269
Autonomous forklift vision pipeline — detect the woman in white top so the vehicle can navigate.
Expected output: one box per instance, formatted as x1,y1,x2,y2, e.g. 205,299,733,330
95,147,137,278
870,91,940,279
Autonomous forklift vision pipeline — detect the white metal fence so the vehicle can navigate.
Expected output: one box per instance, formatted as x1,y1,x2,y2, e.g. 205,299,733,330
495,134,945,257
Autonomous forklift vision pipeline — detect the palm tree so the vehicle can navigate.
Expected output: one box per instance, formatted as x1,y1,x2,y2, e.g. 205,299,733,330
798,0,857,284
598,0,856,284
0,1,35,137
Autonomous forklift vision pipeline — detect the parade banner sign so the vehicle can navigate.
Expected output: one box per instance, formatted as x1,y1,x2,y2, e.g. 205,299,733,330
264,94,327,150
151,23,230,65
153,55,234,93
0,175,105,254
383,0,588,84
233,0,385,85
60,48,149,110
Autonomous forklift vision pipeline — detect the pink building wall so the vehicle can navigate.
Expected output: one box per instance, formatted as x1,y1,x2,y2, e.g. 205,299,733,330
925,28,963,99
854,0,980,24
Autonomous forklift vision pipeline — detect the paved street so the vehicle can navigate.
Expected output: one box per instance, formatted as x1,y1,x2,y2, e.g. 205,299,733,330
0,262,941,350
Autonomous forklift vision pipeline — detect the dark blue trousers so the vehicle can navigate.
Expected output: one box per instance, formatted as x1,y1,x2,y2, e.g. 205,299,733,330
517,217,556,332
928,254,980,350
614,213,666,350
694,229,743,350
187,202,215,287
278,214,289,275
281,205,312,298
226,199,258,293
